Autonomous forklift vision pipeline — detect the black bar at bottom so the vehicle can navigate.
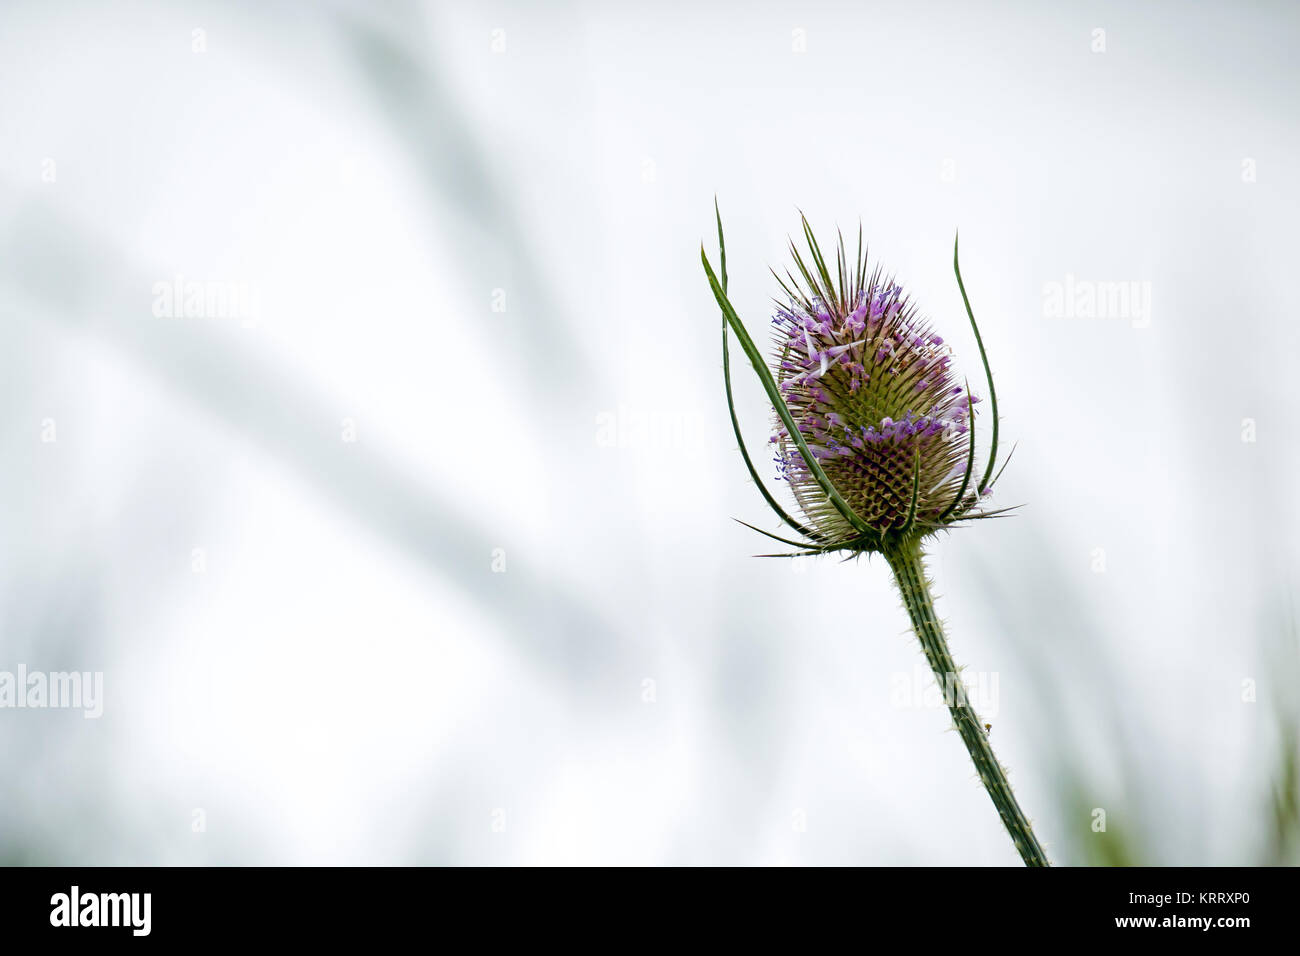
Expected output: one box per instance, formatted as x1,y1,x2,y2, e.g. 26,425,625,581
0,865,1282,942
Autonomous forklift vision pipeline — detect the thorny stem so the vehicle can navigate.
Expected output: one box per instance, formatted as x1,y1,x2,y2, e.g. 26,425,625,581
885,540,1050,866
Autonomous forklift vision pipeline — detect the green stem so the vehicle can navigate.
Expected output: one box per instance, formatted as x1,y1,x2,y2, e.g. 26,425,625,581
885,541,1050,867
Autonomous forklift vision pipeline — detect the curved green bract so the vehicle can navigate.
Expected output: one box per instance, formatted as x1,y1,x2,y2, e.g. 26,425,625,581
715,201,822,543
953,233,1000,495
732,519,819,550
701,248,874,538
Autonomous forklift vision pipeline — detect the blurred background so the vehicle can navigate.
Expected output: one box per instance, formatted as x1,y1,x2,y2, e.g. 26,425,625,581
1,0,1296,865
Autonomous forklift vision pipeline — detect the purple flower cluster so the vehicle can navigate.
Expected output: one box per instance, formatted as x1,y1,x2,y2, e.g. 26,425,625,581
768,265,983,539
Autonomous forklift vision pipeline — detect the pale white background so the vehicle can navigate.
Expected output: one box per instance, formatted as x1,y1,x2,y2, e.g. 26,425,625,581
1,0,1296,864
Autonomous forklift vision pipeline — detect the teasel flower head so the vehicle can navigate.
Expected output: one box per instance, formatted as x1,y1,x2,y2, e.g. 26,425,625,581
702,205,1015,559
